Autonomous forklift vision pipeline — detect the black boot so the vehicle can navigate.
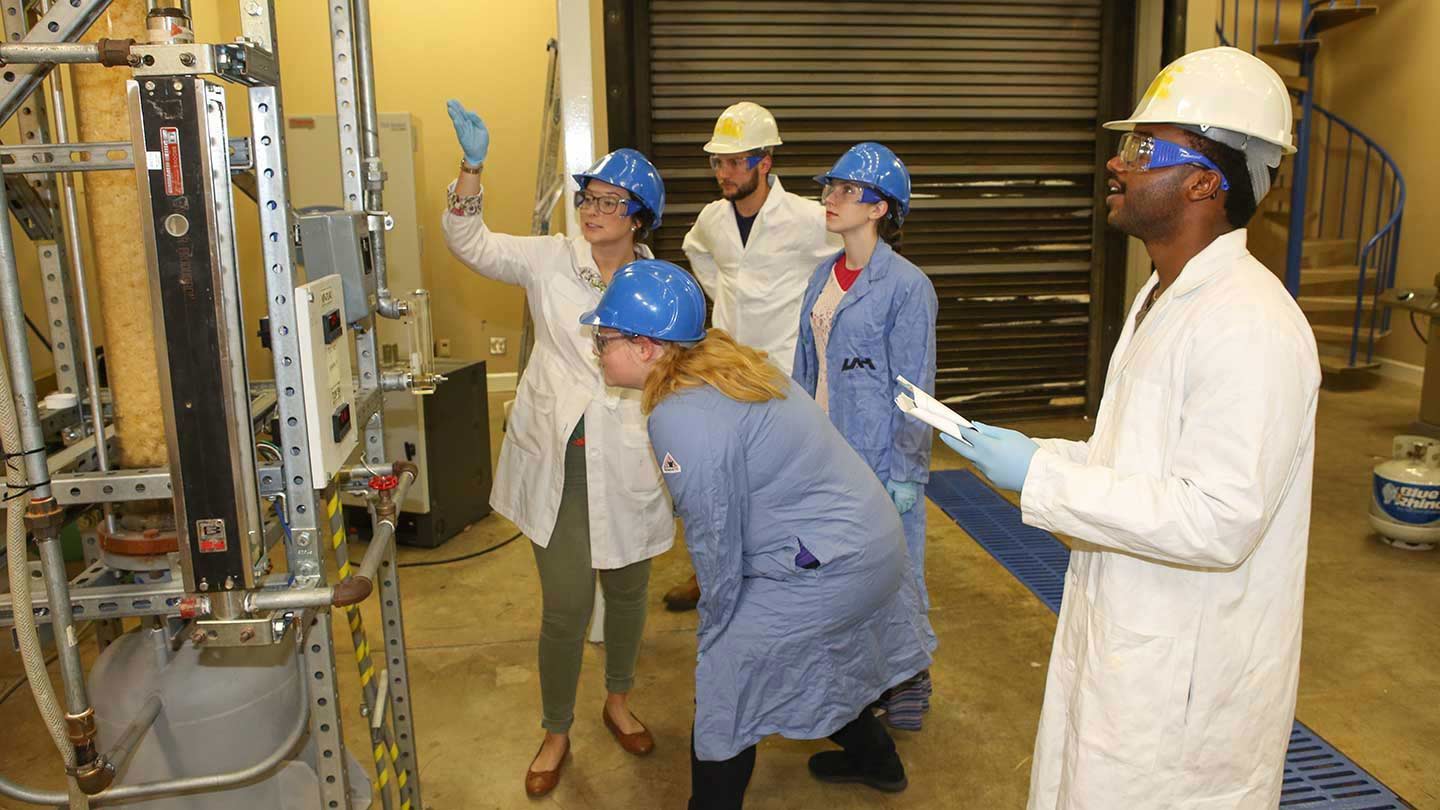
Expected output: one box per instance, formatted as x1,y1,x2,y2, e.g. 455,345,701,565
807,708,907,793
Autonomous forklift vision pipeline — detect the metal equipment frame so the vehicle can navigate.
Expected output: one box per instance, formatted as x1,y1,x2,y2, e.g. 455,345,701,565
0,1,426,807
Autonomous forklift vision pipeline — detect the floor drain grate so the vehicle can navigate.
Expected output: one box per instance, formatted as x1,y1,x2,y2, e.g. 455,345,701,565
927,469,1412,810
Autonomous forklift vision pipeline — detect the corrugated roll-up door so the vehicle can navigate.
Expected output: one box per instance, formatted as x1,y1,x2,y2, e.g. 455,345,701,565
625,0,1118,420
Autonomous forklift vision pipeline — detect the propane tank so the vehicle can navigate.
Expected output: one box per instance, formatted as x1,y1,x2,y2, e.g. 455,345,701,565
1369,434,1440,550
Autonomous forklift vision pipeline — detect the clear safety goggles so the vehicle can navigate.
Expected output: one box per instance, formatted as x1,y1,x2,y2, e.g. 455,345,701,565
593,331,642,355
1115,132,1230,191
574,190,643,217
708,152,766,172
819,180,884,206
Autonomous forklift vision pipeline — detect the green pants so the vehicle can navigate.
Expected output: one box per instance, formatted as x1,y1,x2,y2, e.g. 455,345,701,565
532,433,651,734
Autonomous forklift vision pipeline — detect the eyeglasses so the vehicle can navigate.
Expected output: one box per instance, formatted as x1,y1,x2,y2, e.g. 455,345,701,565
1115,132,1230,191
574,191,643,217
593,331,641,355
708,152,766,172
819,181,884,205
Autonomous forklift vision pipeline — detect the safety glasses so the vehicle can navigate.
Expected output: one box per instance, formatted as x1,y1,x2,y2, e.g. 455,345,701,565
592,331,642,355
1115,132,1230,191
708,152,766,172
574,191,643,217
819,181,884,206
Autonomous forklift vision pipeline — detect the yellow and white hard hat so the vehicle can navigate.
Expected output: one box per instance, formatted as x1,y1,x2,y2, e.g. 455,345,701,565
703,101,783,154
1105,46,1296,155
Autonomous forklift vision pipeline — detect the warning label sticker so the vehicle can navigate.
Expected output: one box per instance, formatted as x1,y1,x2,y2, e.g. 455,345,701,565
160,126,183,196
196,518,228,553
661,453,682,475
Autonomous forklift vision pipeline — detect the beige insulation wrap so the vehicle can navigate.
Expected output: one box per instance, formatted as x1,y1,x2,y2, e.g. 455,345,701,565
73,0,166,467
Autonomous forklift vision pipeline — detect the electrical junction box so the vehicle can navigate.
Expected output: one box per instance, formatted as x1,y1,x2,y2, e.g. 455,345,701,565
294,275,359,483
295,208,375,324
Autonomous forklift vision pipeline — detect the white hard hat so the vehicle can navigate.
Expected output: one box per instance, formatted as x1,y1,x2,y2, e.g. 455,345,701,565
1105,46,1296,155
703,101,783,154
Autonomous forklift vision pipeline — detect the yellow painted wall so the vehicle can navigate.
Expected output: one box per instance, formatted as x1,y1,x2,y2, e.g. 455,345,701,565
0,75,110,388
200,0,609,378
6,0,605,398
1314,3,1436,368
0,117,66,383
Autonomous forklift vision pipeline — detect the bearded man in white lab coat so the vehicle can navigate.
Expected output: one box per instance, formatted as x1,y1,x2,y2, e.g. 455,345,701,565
944,47,1321,810
662,101,841,611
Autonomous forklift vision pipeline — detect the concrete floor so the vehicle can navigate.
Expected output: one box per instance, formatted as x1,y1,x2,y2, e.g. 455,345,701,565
2,377,1438,809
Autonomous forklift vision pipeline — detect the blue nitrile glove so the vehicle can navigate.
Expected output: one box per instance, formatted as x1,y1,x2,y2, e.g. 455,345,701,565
446,99,490,166
939,421,1039,493
886,480,920,515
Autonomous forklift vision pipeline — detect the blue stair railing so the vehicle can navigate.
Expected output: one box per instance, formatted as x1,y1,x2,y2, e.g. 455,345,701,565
1309,104,1406,366
1216,0,1403,370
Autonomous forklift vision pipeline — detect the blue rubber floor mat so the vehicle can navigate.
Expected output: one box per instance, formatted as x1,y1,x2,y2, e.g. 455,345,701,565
927,469,1412,810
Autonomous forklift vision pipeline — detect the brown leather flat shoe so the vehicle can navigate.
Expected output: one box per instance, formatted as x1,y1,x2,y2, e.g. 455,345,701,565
603,708,655,756
663,574,701,612
524,738,569,798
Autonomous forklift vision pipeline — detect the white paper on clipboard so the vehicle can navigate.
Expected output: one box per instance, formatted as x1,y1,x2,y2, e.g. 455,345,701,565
895,395,977,448
895,394,973,446
895,375,975,431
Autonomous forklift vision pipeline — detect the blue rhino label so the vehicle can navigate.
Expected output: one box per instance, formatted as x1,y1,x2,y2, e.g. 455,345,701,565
1374,476,1440,525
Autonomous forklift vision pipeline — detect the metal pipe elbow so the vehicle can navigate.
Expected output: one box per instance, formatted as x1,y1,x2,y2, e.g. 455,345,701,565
73,758,115,795
330,575,373,607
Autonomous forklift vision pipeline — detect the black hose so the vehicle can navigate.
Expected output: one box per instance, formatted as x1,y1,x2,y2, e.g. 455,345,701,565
397,531,522,568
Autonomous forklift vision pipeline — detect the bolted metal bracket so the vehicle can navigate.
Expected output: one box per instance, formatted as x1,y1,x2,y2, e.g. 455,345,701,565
192,609,296,647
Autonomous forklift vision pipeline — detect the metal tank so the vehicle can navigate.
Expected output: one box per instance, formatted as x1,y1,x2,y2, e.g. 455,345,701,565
88,626,371,809
1369,435,1440,550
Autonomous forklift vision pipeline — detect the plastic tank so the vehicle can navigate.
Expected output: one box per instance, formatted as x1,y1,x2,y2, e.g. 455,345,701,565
88,626,370,809
1369,434,1440,551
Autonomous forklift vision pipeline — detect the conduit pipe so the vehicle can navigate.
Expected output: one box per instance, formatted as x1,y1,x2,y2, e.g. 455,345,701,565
0,159,95,806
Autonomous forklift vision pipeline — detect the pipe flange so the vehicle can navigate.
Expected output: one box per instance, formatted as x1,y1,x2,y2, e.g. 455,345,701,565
99,522,179,557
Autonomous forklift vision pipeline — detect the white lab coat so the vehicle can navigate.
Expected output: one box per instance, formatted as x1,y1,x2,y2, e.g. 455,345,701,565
682,176,840,375
1020,230,1319,810
442,192,674,569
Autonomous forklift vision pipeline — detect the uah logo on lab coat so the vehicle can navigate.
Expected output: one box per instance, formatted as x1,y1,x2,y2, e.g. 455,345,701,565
842,356,876,371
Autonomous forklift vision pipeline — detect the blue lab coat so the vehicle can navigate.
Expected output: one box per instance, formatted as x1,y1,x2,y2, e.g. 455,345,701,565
792,240,938,606
648,380,936,761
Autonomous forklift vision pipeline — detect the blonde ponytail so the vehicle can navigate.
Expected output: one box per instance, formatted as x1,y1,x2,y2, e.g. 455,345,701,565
642,329,788,413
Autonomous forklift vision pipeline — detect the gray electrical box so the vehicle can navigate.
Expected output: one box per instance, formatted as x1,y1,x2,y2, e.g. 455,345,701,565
295,208,375,323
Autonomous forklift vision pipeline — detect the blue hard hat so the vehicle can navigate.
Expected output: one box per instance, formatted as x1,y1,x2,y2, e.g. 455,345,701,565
813,142,911,225
573,148,666,230
579,259,707,343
